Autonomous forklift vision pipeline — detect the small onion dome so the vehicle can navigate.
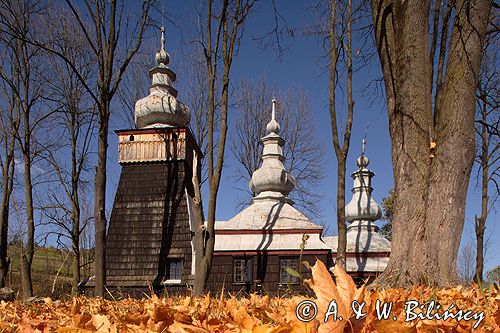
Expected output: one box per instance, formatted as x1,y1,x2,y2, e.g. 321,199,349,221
357,154,369,168
155,48,170,67
266,119,280,133
155,27,170,66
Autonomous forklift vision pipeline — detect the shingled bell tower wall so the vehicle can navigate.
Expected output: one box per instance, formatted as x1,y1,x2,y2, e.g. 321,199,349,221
105,128,200,295
102,25,200,295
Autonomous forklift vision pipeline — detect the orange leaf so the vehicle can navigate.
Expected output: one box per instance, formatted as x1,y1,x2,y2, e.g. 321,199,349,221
304,260,365,333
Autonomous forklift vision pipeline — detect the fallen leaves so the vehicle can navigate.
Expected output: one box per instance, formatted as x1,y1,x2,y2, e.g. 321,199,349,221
1,260,499,332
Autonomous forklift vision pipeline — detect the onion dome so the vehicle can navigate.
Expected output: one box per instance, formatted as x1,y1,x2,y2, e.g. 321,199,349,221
344,138,382,228
135,26,189,128
249,99,296,202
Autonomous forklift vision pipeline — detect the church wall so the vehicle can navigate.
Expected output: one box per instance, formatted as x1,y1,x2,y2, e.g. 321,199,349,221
207,252,330,295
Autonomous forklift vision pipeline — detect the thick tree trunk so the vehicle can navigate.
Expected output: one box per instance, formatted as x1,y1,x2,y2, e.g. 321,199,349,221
371,0,491,287
192,151,207,296
94,100,109,297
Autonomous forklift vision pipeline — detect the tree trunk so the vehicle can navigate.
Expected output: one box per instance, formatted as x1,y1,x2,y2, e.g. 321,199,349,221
94,99,109,297
21,152,34,298
70,106,82,295
372,0,491,287
192,150,206,296
336,159,347,267
71,200,81,295
474,98,489,283
0,154,15,287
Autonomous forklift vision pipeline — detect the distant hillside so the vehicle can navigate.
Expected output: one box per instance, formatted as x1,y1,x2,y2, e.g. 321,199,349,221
7,245,93,298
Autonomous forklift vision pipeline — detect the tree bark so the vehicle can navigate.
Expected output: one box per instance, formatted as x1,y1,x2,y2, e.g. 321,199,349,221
21,129,35,298
371,0,491,287
94,99,109,297
0,101,18,287
192,151,207,296
0,149,15,287
71,110,82,295
18,35,35,298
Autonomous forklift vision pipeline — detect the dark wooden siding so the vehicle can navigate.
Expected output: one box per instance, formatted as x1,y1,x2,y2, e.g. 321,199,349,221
105,160,194,293
207,252,330,295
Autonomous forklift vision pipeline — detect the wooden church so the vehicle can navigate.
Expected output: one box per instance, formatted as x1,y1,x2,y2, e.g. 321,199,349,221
82,27,390,295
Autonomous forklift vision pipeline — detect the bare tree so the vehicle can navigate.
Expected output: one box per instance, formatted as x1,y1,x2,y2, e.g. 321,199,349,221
62,0,155,297
474,13,499,283
457,243,476,285
0,52,21,288
0,0,50,297
39,8,96,294
231,77,324,219
328,0,355,269
306,0,374,265
371,0,492,286
192,0,255,296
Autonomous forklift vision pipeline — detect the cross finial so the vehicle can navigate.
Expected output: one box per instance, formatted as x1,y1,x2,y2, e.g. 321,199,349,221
271,98,277,121
155,8,169,67
362,127,368,155
160,26,165,52
266,98,280,134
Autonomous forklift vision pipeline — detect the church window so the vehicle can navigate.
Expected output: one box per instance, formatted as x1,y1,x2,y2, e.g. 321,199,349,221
166,259,183,282
280,258,299,284
233,258,252,283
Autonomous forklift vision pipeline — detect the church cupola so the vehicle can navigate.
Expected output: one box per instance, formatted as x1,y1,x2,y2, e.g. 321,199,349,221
249,99,296,202
344,138,382,229
135,25,190,128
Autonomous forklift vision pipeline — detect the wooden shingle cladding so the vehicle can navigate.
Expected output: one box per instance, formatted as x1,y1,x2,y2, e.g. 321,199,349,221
206,252,331,295
102,127,200,294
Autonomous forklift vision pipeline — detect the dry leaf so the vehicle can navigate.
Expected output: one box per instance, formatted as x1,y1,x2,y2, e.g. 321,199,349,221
304,260,365,333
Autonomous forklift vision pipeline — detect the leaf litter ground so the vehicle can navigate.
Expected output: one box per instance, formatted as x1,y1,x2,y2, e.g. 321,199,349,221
1,260,499,332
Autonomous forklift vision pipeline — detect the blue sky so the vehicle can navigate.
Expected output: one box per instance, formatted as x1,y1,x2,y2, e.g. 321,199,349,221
104,1,498,274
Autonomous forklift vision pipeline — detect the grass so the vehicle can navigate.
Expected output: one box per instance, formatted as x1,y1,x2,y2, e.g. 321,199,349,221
8,245,72,276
